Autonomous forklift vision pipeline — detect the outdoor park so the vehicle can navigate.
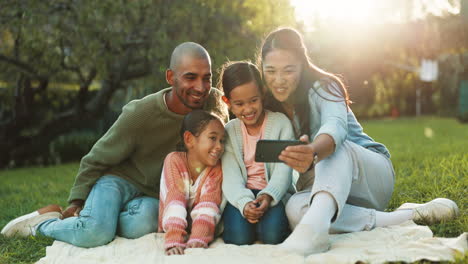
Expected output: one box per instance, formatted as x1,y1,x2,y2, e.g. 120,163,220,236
0,0,467,264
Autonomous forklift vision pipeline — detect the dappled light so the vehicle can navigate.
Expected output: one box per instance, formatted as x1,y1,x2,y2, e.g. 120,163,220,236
424,127,434,138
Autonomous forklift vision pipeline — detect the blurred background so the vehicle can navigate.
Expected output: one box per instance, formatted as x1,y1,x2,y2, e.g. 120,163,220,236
0,0,467,168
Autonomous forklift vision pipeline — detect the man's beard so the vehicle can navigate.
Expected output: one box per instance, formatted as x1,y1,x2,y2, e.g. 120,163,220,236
174,82,206,110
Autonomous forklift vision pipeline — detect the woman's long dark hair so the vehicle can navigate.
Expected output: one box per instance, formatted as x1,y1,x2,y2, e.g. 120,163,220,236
258,27,350,137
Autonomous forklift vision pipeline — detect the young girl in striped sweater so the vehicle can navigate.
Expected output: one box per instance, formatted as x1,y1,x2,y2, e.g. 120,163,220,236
219,61,294,245
158,110,225,255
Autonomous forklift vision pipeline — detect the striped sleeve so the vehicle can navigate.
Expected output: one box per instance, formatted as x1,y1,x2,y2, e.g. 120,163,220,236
187,164,223,247
159,152,190,249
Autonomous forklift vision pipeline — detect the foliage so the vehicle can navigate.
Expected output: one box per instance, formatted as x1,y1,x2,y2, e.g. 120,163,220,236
0,117,466,263
0,0,296,167
304,13,468,118
49,131,101,164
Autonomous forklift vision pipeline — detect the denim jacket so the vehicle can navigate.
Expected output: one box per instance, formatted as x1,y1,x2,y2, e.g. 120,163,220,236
298,81,390,158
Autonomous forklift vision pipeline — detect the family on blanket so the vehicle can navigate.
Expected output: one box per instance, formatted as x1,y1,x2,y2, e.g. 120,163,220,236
1,27,460,257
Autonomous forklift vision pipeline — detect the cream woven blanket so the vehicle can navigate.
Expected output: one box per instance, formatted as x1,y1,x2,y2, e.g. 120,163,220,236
36,221,467,264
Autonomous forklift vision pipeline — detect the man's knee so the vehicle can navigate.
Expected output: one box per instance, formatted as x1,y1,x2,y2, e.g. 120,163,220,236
71,219,117,248
118,197,159,239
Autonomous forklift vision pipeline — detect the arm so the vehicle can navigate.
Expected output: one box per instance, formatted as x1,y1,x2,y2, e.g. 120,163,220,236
221,135,255,217
68,102,140,202
280,82,348,172
62,199,85,218
187,165,223,248
160,153,189,250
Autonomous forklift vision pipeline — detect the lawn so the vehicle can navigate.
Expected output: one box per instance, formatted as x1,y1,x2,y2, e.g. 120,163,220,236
0,117,467,264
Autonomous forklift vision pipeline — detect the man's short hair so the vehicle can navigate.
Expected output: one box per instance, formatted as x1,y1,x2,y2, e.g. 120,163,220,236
169,42,211,71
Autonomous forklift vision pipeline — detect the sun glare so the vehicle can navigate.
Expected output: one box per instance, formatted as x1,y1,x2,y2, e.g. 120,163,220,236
291,0,377,26
291,0,461,30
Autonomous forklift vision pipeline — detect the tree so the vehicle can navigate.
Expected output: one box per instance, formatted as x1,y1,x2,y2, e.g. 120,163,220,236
0,0,296,167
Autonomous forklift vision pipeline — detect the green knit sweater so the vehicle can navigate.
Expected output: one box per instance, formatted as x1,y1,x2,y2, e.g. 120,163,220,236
68,87,228,202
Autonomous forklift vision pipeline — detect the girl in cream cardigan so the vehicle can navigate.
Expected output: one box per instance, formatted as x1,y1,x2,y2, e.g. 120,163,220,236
218,61,294,245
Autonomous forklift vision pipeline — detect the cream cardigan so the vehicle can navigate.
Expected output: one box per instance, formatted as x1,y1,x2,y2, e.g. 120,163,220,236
221,111,294,216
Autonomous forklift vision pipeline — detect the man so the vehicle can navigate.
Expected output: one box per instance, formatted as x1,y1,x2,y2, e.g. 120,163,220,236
1,42,228,248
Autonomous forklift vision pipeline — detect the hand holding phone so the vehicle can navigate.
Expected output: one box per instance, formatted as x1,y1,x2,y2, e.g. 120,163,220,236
255,140,305,163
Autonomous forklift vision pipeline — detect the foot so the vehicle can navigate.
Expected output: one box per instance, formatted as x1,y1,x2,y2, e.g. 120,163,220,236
278,224,330,256
1,204,62,237
397,198,459,225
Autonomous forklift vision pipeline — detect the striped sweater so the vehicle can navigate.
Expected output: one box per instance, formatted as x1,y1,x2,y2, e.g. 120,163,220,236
158,152,222,250
68,87,228,203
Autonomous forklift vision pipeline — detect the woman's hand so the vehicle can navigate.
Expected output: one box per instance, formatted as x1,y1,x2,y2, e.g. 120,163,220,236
253,194,272,214
62,199,85,219
166,246,185,255
243,201,263,223
279,135,315,173
279,134,335,173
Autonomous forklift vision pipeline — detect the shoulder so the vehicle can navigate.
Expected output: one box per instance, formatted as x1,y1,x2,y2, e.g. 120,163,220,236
208,162,223,177
264,111,293,137
225,118,241,132
308,79,344,101
121,88,168,120
266,110,290,123
164,151,186,164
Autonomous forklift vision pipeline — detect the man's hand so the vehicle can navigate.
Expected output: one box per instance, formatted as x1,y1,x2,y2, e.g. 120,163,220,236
62,199,85,219
166,246,185,255
243,201,263,224
253,194,273,214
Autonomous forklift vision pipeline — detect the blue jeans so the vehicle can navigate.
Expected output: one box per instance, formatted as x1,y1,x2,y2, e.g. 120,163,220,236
222,190,290,245
38,175,159,248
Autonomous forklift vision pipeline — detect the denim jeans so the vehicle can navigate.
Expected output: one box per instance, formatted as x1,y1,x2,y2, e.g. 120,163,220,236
222,190,290,245
38,175,159,248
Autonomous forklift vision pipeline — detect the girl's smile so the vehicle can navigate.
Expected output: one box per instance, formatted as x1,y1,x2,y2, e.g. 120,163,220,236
227,81,265,135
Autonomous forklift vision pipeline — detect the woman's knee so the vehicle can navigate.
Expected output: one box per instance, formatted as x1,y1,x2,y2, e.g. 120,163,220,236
285,194,309,229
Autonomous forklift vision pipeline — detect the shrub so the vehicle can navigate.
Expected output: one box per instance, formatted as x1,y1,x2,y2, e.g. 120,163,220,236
49,131,100,164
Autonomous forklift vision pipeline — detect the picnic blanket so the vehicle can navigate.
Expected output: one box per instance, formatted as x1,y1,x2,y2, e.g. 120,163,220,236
36,221,467,264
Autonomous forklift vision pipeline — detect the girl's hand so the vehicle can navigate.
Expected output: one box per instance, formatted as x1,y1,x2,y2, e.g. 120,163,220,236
279,135,315,173
187,241,207,249
243,202,263,223
253,194,272,214
166,246,185,255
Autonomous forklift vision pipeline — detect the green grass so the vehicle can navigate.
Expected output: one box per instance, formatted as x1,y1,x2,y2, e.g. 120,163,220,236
0,117,467,263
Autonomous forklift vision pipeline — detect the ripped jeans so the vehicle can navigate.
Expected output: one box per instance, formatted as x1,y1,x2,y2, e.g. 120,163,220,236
38,175,159,248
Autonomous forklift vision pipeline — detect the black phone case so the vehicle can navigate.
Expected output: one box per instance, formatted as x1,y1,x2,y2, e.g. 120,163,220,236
255,140,304,163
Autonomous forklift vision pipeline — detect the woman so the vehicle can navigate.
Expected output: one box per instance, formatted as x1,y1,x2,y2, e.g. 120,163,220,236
258,27,459,256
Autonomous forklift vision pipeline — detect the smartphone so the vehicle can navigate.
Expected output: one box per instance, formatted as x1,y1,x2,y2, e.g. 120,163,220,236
255,140,305,163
